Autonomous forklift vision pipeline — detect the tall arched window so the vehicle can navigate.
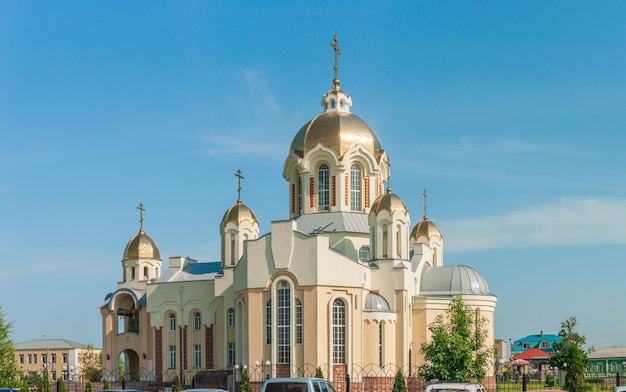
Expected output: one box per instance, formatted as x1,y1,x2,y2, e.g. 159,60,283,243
265,300,272,344
332,298,346,364
230,234,235,266
318,164,330,211
194,312,201,331
378,321,384,367
382,226,388,258
396,226,401,258
298,175,303,215
228,308,235,328
295,298,303,344
168,314,176,332
350,164,361,211
277,282,291,364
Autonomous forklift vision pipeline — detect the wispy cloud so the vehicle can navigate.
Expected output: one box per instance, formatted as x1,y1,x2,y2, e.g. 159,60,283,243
444,197,626,252
199,133,288,160
198,67,289,159
434,135,592,158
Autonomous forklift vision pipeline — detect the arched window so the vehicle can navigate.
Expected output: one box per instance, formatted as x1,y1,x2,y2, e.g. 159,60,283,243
168,314,176,332
396,226,401,258
378,321,384,367
296,298,303,344
350,164,361,211
228,308,235,328
131,267,135,280
318,164,330,211
194,312,201,331
332,298,346,364
277,282,291,364
143,266,149,280
265,300,272,344
230,234,235,266
382,226,388,258
298,175,303,215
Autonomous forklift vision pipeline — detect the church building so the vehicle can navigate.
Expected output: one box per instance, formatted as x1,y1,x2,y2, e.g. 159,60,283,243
100,36,497,386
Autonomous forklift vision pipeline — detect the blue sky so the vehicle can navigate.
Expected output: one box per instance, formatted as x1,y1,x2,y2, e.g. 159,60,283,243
1,1,625,354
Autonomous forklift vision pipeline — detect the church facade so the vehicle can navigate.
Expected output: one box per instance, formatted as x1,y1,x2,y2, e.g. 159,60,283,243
100,38,497,386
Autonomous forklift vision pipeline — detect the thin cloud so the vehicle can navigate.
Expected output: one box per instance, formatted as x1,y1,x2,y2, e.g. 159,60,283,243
199,133,288,160
444,197,626,252
198,67,291,159
439,135,592,158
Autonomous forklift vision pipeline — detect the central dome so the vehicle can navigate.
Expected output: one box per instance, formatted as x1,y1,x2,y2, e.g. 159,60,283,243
289,111,384,160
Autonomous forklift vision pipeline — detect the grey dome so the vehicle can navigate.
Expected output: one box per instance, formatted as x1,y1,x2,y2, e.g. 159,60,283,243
364,293,392,312
420,265,491,296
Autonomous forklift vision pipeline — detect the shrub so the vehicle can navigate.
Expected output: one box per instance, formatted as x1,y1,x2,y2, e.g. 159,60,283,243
392,370,407,392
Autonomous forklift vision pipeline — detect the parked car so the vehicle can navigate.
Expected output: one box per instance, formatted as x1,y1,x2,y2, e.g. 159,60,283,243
260,377,336,392
184,389,229,392
424,382,486,392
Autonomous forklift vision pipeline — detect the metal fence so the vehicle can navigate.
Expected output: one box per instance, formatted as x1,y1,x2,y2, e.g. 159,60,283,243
42,366,626,392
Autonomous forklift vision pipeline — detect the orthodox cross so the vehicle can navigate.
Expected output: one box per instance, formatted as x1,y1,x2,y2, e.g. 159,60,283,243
137,202,145,230
422,189,428,219
235,169,244,202
331,34,341,88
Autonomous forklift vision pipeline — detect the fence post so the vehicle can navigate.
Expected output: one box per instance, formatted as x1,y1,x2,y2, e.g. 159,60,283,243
522,374,527,392
346,374,350,392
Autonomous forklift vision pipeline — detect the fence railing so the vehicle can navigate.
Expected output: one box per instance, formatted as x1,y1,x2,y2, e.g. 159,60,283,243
40,366,626,392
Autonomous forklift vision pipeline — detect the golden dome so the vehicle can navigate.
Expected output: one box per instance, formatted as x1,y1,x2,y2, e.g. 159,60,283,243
289,112,384,161
123,229,161,261
370,188,408,216
410,216,442,240
222,200,258,226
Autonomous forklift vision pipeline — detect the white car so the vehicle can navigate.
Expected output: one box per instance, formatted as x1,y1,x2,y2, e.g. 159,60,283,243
260,377,336,392
424,382,486,392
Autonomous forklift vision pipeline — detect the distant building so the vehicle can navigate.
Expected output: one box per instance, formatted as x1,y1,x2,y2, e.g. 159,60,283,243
511,331,562,358
587,347,626,376
14,338,100,381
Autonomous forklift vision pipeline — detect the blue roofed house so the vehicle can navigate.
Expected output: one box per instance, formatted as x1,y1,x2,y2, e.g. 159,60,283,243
511,331,562,358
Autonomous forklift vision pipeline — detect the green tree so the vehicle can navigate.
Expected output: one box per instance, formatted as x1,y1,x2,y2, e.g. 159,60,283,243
315,367,324,379
549,317,588,392
78,344,102,381
418,295,492,382
58,377,67,392
85,380,92,392
172,374,182,392
392,370,407,392
102,379,110,390
0,305,20,387
240,369,252,392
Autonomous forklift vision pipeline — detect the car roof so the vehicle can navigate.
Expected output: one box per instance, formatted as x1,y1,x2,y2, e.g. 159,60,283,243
425,383,485,389
184,389,229,392
264,378,325,382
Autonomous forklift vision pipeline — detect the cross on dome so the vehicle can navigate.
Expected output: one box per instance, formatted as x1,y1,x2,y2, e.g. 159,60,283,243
235,169,244,203
422,189,428,220
137,202,146,231
331,34,341,90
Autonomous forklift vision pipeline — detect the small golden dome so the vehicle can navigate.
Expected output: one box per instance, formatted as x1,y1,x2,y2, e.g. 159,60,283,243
370,188,408,216
222,200,258,226
290,112,384,161
123,229,161,261
410,216,442,240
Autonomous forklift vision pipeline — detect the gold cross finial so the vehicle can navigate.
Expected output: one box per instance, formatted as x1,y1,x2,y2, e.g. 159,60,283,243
331,34,341,89
235,169,244,202
137,202,146,230
422,189,428,220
